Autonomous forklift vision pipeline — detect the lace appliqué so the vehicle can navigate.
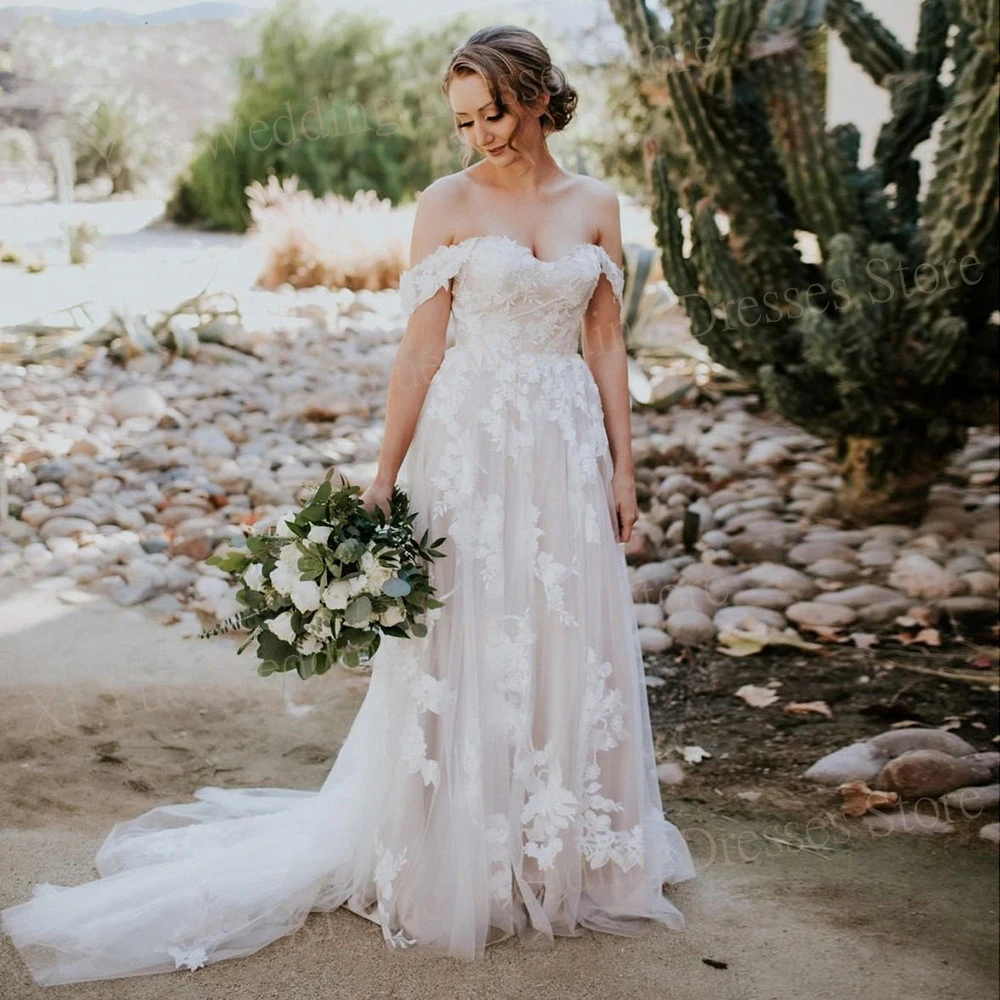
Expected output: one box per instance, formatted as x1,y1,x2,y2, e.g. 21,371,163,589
515,739,579,872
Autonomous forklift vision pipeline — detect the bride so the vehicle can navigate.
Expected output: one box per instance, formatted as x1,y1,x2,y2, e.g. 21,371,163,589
1,25,696,985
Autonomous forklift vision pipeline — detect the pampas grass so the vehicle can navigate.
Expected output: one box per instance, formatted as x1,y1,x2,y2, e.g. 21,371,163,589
248,174,415,293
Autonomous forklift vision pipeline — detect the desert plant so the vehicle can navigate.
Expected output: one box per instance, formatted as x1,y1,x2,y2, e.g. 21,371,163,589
167,1,479,231
608,0,999,525
66,93,164,193
247,173,410,291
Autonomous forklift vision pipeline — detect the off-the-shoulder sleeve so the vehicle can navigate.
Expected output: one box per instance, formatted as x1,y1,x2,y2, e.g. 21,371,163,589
592,245,625,306
398,241,475,318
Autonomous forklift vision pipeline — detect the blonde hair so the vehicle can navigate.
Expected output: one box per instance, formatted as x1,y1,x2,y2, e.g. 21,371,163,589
442,25,578,169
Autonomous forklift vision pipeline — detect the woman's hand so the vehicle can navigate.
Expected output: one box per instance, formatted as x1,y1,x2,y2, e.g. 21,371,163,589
610,469,638,543
360,479,394,519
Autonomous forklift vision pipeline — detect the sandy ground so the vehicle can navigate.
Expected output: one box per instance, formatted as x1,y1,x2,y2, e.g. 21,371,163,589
1,578,998,1000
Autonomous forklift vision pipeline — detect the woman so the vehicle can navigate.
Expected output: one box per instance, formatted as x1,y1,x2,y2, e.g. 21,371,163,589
1,25,696,985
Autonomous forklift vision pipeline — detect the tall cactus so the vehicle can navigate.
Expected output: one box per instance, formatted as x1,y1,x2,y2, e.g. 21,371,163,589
609,0,999,525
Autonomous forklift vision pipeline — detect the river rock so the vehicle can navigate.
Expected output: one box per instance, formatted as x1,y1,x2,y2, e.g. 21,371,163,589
814,584,908,608
666,610,716,646
38,517,97,540
939,783,1000,813
862,808,954,836
731,563,816,601
980,823,1000,844
867,728,976,758
108,385,167,422
638,627,672,653
713,605,786,631
633,603,665,628
786,601,857,627
631,561,679,603
663,585,713,616
875,750,998,799
888,553,962,599
803,742,889,784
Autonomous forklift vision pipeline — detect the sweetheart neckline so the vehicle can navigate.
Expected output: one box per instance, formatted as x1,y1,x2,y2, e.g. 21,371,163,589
446,233,612,268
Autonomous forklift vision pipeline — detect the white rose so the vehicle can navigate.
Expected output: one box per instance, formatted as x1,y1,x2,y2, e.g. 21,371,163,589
379,605,405,627
274,509,299,538
321,579,353,610
243,562,265,591
269,543,303,597
360,551,377,574
289,578,321,612
266,611,296,644
348,574,369,595
308,524,332,545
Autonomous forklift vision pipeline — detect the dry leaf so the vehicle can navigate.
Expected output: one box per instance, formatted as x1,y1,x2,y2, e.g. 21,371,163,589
850,632,879,649
734,684,780,708
798,623,849,642
969,651,998,669
889,719,924,729
783,700,833,718
895,626,941,646
681,745,712,764
838,780,899,818
717,620,823,657
895,606,933,628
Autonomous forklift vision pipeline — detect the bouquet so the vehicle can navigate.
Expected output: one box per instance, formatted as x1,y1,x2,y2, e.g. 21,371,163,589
199,470,446,677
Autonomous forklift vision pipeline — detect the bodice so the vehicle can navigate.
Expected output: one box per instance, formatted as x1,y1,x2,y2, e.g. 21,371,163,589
398,234,625,364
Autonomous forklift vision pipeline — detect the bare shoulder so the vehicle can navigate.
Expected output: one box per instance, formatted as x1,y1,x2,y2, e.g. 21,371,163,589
567,174,622,257
408,173,472,263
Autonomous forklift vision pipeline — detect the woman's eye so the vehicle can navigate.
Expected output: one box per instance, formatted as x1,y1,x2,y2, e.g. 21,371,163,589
458,113,504,128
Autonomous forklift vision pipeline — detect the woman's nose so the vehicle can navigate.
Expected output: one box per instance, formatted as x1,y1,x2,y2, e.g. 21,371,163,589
475,122,492,146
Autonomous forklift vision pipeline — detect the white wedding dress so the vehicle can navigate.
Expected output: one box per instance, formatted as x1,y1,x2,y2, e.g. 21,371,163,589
1,232,696,985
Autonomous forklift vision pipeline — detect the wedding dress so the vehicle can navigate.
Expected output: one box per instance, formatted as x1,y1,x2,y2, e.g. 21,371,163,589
1,232,696,985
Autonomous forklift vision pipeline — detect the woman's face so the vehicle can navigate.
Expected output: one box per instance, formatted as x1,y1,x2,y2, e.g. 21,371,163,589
449,72,532,164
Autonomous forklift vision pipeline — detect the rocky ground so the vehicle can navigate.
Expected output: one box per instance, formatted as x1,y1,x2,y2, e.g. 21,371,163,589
1,277,999,835
1,578,998,1000
1,274,998,996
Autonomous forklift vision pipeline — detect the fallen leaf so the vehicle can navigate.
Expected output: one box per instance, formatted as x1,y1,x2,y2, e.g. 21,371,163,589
937,717,963,731
838,780,898,818
797,623,850,642
969,652,998,669
717,620,823,656
895,626,942,646
850,632,879,649
889,719,925,729
681,745,712,764
895,606,933,628
702,958,729,970
734,684,780,708
783,700,833,718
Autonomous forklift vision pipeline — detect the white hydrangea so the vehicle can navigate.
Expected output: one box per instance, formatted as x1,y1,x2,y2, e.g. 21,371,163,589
266,611,296,643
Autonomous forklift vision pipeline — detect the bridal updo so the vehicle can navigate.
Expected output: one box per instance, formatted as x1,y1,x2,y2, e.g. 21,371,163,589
443,25,578,167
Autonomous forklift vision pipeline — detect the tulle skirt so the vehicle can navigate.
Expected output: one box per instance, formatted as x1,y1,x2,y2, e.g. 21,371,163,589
1,344,696,985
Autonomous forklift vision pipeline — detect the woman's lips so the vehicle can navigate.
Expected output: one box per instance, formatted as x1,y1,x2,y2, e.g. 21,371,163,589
486,144,506,155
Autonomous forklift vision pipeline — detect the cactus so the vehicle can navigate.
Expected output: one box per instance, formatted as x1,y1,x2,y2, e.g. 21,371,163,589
609,0,999,525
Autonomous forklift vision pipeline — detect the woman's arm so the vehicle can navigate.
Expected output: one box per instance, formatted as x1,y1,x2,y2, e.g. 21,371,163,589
364,181,456,511
580,186,638,543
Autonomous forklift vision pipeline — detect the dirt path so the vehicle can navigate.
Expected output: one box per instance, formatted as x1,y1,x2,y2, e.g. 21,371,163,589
1,577,997,1000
